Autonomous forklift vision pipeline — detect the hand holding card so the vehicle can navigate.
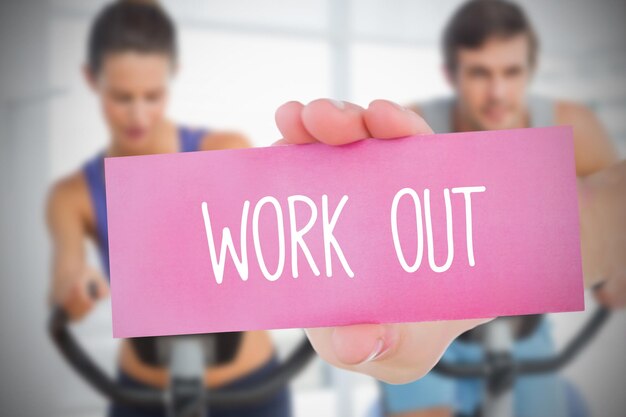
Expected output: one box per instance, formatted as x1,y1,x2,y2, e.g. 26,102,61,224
275,99,494,383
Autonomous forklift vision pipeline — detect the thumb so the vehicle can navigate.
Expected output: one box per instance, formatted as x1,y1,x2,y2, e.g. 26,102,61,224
330,324,400,365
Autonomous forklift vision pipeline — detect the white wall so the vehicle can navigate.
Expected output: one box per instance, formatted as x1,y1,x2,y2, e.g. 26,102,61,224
0,1,65,416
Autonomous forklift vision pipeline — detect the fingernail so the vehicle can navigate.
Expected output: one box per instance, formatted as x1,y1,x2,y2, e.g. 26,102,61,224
360,338,389,364
388,100,407,112
328,99,345,110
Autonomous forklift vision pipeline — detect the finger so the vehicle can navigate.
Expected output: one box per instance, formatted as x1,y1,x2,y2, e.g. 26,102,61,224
83,267,107,299
74,279,93,305
595,277,626,309
65,282,92,319
594,287,614,308
95,275,110,299
363,100,434,139
86,280,100,299
275,101,317,144
301,99,370,145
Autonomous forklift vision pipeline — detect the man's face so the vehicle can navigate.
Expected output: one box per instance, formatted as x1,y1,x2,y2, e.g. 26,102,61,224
450,34,533,131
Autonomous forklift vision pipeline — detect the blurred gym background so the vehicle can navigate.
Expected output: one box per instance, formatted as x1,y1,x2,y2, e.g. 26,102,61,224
0,1,624,416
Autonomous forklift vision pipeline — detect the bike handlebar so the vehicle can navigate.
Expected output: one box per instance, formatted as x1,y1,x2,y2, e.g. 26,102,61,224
433,307,611,379
48,306,315,409
50,299,610,406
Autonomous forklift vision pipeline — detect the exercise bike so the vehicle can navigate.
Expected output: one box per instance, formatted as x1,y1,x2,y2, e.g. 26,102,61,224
48,284,316,417
50,288,610,417
432,306,611,417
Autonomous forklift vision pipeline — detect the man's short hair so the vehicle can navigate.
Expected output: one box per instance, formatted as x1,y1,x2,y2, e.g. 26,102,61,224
442,0,539,72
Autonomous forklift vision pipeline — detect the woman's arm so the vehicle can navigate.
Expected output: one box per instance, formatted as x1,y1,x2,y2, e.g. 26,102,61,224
46,173,108,320
200,131,251,151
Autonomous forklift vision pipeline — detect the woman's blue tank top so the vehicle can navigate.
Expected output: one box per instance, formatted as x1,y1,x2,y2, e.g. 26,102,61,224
83,127,245,367
83,126,207,278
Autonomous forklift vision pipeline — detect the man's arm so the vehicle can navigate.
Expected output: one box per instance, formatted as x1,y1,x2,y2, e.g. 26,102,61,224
556,101,619,176
578,160,626,308
557,101,625,306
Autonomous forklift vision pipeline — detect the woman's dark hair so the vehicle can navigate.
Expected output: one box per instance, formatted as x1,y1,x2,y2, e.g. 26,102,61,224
87,0,177,74
442,0,538,72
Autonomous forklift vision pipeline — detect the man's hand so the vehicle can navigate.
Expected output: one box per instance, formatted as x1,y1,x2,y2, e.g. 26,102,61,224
579,160,626,309
274,98,491,383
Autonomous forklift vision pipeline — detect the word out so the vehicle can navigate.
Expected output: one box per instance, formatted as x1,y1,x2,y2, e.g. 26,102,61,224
391,186,486,273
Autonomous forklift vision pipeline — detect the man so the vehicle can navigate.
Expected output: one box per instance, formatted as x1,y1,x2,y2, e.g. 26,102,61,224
380,1,618,416
272,4,624,397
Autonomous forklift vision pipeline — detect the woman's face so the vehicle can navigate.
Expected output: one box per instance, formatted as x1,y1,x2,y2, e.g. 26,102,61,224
88,52,173,151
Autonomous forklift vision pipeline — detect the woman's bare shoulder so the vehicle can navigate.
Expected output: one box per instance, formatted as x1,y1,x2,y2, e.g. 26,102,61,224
199,130,251,151
47,170,92,224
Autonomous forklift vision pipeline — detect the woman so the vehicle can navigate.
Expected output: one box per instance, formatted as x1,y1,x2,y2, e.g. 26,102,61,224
46,1,290,416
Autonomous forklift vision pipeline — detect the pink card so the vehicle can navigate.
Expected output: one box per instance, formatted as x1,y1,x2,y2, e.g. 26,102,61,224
105,126,584,338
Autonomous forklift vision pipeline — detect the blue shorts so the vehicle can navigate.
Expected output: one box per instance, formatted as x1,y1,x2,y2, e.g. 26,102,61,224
108,355,292,417
381,318,568,417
